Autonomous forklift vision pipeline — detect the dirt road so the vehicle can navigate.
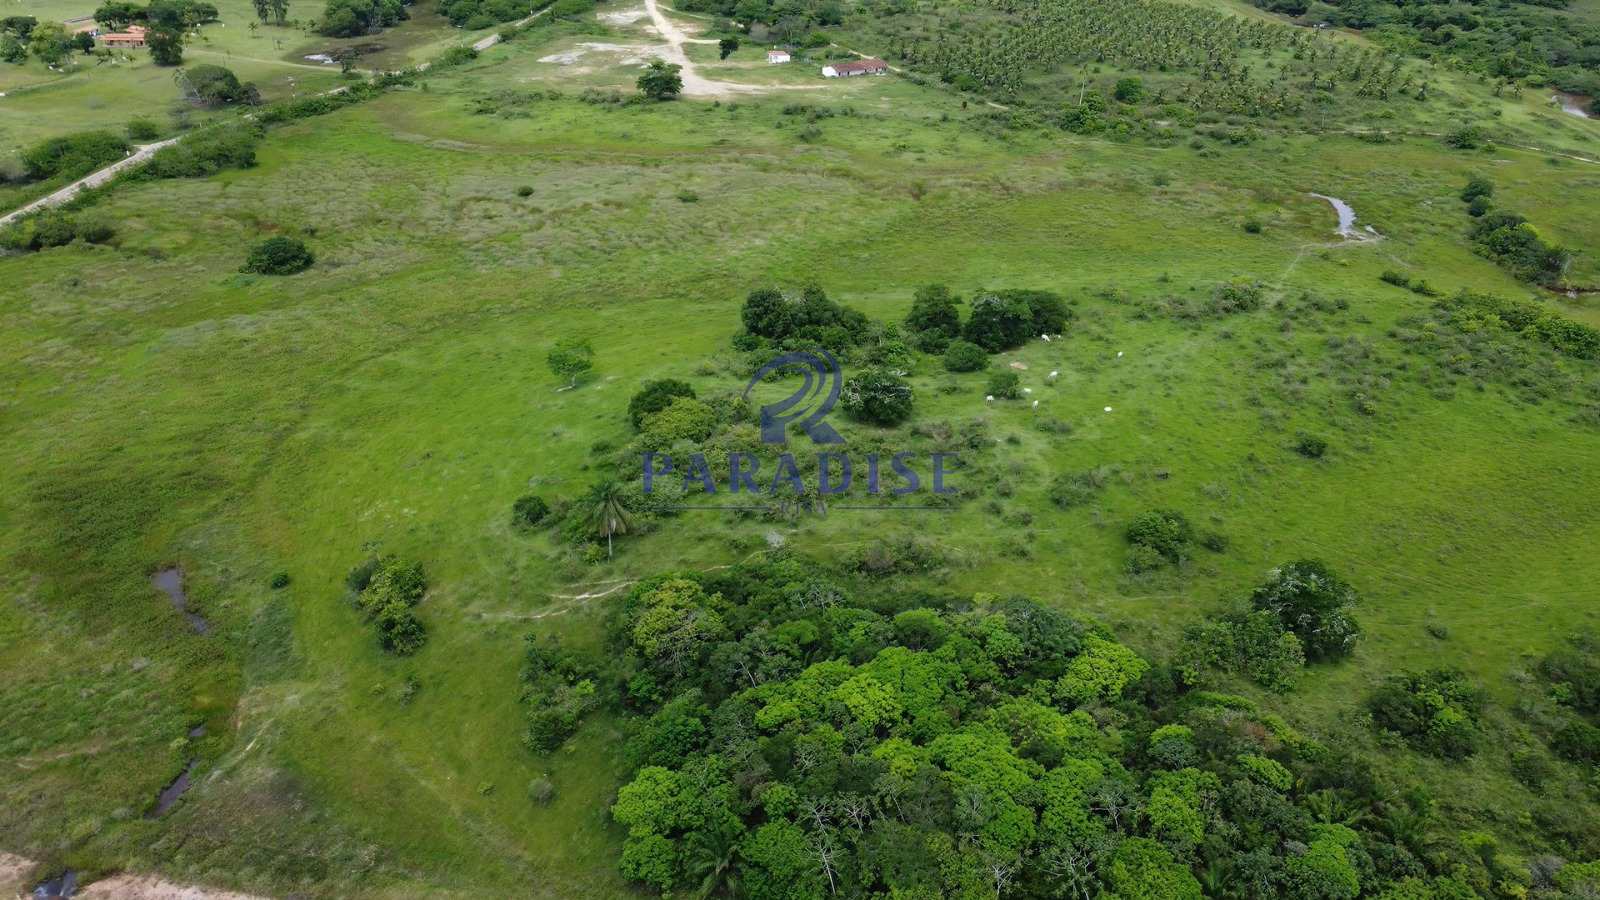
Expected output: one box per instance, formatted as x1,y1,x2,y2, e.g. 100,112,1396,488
642,0,770,97
0,138,181,229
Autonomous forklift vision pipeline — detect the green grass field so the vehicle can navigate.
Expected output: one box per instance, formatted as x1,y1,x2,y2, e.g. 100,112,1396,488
2,5,1600,897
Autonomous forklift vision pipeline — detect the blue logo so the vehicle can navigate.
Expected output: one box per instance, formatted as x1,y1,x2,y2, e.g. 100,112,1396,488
639,345,956,508
744,350,844,445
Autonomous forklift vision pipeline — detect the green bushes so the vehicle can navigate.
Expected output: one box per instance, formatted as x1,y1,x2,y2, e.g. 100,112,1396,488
1125,509,1194,565
962,289,1069,351
1177,607,1306,691
739,285,868,351
840,369,913,426
1552,719,1600,763
512,494,550,529
522,635,601,752
986,369,1021,399
241,236,313,275
1468,212,1570,284
1250,560,1360,662
0,210,116,252
320,0,409,36
628,379,696,429
135,124,261,180
1436,290,1600,360
439,0,529,27
1047,467,1111,508
1295,433,1328,458
348,557,428,655
1367,669,1484,759
126,117,161,141
941,340,988,372
20,130,129,181
904,283,962,340
181,63,258,106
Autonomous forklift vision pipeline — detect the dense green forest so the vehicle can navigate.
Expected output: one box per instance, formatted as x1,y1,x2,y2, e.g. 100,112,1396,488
519,555,1600,898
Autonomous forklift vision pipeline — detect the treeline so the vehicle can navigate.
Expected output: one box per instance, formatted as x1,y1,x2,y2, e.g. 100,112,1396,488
515,554,1600,898
1250,0,1600,103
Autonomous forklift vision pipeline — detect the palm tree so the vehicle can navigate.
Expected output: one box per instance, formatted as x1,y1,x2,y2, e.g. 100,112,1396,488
586,480,632,559
683,823,742,898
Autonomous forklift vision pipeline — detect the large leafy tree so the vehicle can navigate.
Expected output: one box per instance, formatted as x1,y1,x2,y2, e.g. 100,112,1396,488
1250,559,1361,662
637,59,683,100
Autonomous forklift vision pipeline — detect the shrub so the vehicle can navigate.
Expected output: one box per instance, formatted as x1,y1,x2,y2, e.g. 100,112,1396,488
841,369,913,426
1444,125,1485,149
963,292,1034,351
637,59,683,101
1294,433,1328,459
241,236,314,275
21,130,128,181
628,379,696,430
1242,219,1263,234
516,184,534,197
638,397,719,449
942,340,988,373
1366,669,1483,759
1250,560,1360,663
1552,719,1600,763
1126,544,1167,574
986,370,1021,399
1047,468,1108,508
1466,195,1492,217
1539,635,1600,714
1177,608,1305,691
269,571,291,589
905,283,961,338
182,64,257,106
1148,724,1197,768
127,117,161,141
1467,212,1570,284
528,776,556,804
1460,176,1493,203
740,285,868,349
1113,76,1145,103
512,495,550,529
351,558,429,655
1125,509,1193,562
375,602,427,654
139,124,261,180
1207,279,1263,315
1380,270,1411,287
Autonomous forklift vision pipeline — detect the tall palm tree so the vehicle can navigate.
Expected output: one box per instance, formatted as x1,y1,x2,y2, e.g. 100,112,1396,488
587,480,632,559
683,823,742,898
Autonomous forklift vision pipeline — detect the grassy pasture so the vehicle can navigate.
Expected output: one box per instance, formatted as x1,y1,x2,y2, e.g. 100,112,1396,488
0,26,1598,899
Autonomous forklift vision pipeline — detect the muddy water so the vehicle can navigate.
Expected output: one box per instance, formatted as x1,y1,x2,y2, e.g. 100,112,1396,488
1555,92,1592,119
1308,193,1378,240
152,569,209,634
148,760,198,818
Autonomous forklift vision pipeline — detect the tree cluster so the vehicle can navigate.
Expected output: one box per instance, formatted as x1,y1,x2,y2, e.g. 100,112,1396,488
345,556,428,654
513,554,1591,898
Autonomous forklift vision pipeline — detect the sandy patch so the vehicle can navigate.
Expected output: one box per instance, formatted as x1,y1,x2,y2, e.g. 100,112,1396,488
599,6,648,23
78,875,270,899
0,852,37,895
538,42,666,66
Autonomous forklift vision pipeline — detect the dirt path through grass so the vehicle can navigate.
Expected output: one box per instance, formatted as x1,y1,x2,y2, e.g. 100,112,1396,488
0,138,180,228
643,0,791,97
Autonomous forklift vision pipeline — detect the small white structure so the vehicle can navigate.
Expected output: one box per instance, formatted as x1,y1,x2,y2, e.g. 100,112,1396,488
767,49,791,64
822,58,888,78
